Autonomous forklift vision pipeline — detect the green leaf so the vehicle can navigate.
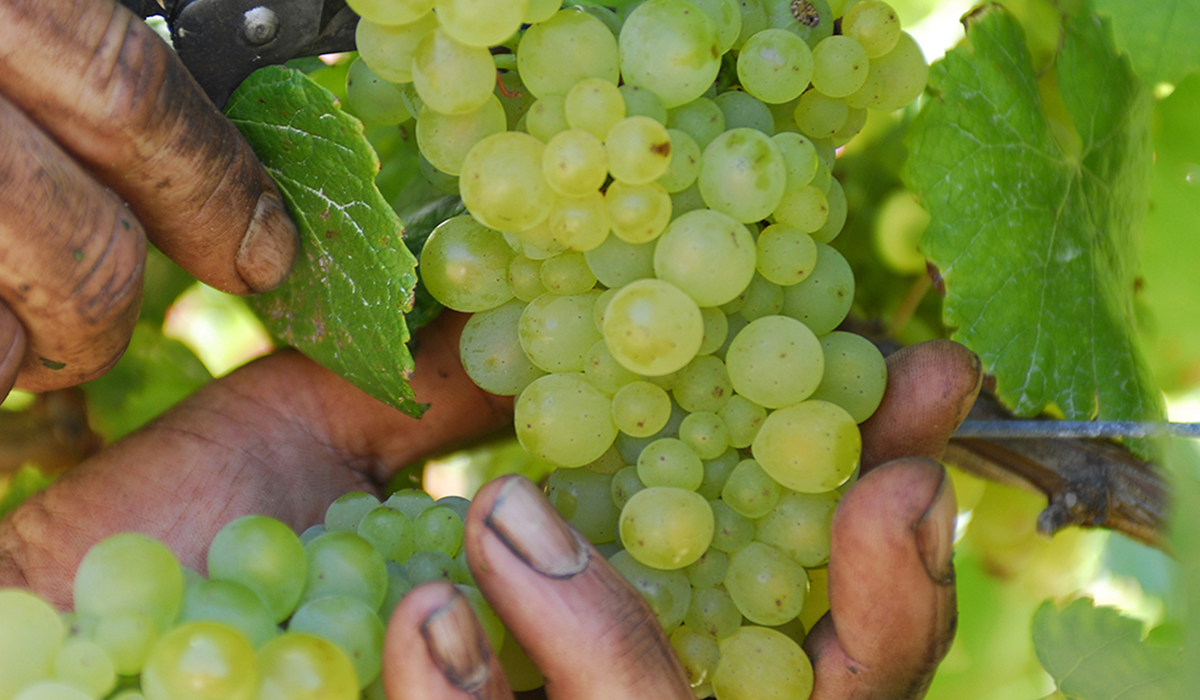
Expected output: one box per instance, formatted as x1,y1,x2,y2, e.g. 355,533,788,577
903,7,1164,455
1032,598,1183,699
1092,0,1200,87
225,66,422,416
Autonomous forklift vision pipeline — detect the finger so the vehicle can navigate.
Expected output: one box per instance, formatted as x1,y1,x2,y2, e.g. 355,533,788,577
463,475,693,700
859,340,982,470
0,94,145,391
0,300,26,398
0,312,510,606
804,458,957,700
385,581,513,700
0,0,297,295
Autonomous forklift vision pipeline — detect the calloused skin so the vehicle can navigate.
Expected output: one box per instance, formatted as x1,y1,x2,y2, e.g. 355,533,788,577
0,0,984,696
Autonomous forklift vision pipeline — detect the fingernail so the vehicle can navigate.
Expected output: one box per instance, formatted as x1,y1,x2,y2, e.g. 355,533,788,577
0,303,27,397
421,590,494,694
485,476,589,579
915,468,956,585
236,190,298,293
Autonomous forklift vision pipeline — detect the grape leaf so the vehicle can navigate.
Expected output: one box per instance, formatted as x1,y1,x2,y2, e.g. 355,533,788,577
1032,598,1183,699
1092,0,1200,87
225,66,422,416
903,7,1164,454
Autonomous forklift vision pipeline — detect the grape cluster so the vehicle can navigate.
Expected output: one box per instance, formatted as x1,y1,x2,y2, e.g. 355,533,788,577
0,490,538,700
386,1,926,698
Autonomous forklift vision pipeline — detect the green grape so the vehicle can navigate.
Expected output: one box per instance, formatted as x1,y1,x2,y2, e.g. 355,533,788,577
696,447,741,500
698,128,788,223
725,315,823,409
811,176,847,243
667,97,725,149
613,396,686,461
798,566,829,634
383,489,435,521
608,551,693,628
525,94,570,142
606,117,673,185
546,468,620,544
519,291,602,373
518,9,620,99
762,0,831,46
810,35,869,98
325,492,381,532
611,465,647,510
735,274,784,321
684,549,729,588
755,490,838,567
718,394,766,448
752,400,859,492
524,0,561,23
508,255,547,302
542,129,609,197
404,551,467,586
507,220,565,260
636,438,704,490
583,445,628,475
11,681,92,700
93,611,156,676
301,532,388,612
288,596,384,689
344,58,411,126
606,181,673,243
721,459,782,519
653,209,757,307
808,158,832,193
731,0,769,50
602,279,703,376
715,311,749,357
666,184,704,221
682,0,741,52
808,331,887,423
736,29,813,104
255,633,359,700
411,28,496,115
460,300,546,397
417,96,507,176
831,106,868,147
698,307,729,356
53,638,115,699
724,542,807,625
414,506,465,558
356,506,416,563
619,0,721,108
671,625,721,689
792,89,848,138
354,13,437,84
672,354,734,414
515,372,618,467
773,184,828,232
74,533,182,633
678,411,731,460
772,132,819,191
756,223,817,286
612,381,672,437
0,589,64,699
141,622,257,700
851,30,928,112
656,129,701,193
460,132,554,232
176,579,277,648
540,251,598,294
436,0,527,47
435,496,473,523
546,193,611,252
565,77,626,140
300,525,327,547
584,234,655,289
420,215,515,313
709,499,754,553
780,242,854,335
583,339,640,395
619,487,714,569
346,0,431,26
380,563,414,621
685,586,743,640
842,0,900,57
713,626,813,700
713,90,774,134
418,152,460,195
620,84,669,123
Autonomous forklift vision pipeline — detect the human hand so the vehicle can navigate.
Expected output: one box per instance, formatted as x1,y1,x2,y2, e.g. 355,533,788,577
0,0,298,398
0,313,980,699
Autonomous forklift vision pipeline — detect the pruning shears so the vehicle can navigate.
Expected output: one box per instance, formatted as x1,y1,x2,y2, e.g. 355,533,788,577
118,0,359,109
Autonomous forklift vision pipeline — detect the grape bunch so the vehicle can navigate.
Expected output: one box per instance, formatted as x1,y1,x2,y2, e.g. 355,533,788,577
373,0,928,698
0,490,539,700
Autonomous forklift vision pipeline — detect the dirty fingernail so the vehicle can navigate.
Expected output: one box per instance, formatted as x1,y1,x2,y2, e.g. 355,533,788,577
236,190,298,293
421,589,498,695
915,468,957,584
485,476,589,579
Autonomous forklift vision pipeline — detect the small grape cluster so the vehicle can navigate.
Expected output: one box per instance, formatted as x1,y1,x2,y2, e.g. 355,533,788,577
0,490,534,700
381,1,926,698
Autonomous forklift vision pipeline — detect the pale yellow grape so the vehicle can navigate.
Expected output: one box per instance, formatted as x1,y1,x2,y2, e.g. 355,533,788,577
756,223,817,286
832,106,868,147
724,542,807,625
718,394,766,448
416,95,506,176
656,128,701,193
842,0,901,57
812,176,847,243
698,306,729,355
411,28,496,115
752,400,860,492
0,589,64,700
619,0,721,108
854,31,928,112
754,490,838,567
808,331,888,423
810,35,870,98
735,273,784,321
73,533,183,633
612,381,673,437
519,291,602,373
565,77,626,140
670,626,721,691
736,28,813,104
793,89,848,138
732,0,769,50
508,254,547,301
344,58,411,126
724,315,823,408
584,338,639,395
436,0,528,47
653,208,757,307
773,184,828,233
515,373,617,467
507,220,565,260
419,215,515,313
712,627,813,700
346,0,431,29
524,0,561,23
698,128,788,223
460,132,554,232
673,354,734,414
780,242,854,335
602,278,704,375
53,639,116,699
547,192,610,251
141,623,257,700
584,234,656,289
460,300,546,396
12,682,92,700
539,251,597,295
771,132,819,191
619,487,714,569
683,0,742,53
606,117,673,185
606,180,673,243
542,129,609,197
526,95,570,142
255,633,358,700
517,9,620,99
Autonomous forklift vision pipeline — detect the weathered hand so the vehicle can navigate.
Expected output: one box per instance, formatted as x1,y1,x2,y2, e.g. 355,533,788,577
0,0,298,398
